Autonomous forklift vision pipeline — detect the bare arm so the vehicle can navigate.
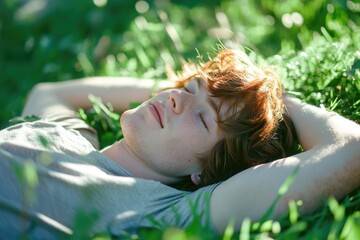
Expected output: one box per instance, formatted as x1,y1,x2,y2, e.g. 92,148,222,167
22,76,174,118
210,96,360,232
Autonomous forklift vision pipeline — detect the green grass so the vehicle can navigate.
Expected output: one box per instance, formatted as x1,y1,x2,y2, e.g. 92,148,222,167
1,0,360,239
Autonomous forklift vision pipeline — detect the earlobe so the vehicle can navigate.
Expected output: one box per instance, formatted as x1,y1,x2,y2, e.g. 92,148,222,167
190,174,201,185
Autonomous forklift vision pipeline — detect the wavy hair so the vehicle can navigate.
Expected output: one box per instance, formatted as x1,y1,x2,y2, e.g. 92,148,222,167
170,49,296,190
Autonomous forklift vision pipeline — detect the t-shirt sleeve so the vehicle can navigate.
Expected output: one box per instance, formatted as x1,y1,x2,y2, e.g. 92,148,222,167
45,113,99,150
142,183,221,233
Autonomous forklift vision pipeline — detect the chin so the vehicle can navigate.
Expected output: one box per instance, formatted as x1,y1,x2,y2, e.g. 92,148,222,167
120,108,140,131
121,114,147,154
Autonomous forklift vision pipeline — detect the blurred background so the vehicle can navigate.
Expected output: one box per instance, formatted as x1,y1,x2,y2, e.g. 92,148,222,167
0,0,359,128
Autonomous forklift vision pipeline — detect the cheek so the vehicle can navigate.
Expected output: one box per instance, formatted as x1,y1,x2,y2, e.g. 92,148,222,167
183,118,199,134
163,140,202,175
180,118,215,153
157,132,194,163
167,138,192,161
167,120,207,161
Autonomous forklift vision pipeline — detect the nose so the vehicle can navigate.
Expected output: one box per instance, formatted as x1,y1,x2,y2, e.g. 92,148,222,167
168,89,190,114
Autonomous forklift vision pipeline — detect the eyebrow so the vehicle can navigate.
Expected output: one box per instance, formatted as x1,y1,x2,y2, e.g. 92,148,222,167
195,78,219,117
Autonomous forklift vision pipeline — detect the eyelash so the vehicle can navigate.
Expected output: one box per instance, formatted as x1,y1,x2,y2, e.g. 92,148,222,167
184,87,208,130
200,114,208,130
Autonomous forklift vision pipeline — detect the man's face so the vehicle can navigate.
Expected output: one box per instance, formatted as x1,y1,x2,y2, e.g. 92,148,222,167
120,78,226,182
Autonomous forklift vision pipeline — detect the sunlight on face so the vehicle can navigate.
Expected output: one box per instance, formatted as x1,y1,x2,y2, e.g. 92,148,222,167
120,78,226,181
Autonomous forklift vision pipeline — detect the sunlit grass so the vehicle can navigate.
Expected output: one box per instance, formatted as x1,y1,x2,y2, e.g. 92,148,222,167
1,0,360,239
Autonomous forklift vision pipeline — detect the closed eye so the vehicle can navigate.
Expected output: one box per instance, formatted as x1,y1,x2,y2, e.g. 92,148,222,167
184,85,209,130
200,114,208,130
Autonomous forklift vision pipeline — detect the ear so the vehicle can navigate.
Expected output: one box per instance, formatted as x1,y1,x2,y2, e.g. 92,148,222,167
190,174,201,185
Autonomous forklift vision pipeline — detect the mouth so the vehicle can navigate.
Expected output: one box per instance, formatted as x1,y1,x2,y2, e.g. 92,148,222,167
149,102,164,128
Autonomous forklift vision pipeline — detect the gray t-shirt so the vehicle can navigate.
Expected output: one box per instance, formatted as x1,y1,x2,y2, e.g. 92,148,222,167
0,119,218,239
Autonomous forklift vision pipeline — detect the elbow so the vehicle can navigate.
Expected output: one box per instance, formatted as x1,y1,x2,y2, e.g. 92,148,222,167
25,82,54,103
30,82,55,94
22,82,57,117
322,113,360,149
338,119,360,148
348,130,360,157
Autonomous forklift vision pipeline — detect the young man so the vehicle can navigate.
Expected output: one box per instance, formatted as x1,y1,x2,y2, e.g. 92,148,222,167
0,49,359,238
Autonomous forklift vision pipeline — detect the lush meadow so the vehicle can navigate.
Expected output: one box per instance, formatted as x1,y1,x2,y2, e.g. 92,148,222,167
0,0,359,239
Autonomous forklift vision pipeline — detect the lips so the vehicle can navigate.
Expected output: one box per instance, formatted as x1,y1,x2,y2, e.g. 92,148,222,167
149,102,164,128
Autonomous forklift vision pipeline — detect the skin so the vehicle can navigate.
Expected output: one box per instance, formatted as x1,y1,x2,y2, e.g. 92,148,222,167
210,96,360,232
22,77,360,233
23,77,225,185
102,78,225,184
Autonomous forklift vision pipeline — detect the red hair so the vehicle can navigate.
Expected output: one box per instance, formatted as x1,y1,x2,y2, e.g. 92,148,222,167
171,49,296,189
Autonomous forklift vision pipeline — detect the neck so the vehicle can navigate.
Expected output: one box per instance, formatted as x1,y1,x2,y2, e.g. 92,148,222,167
100,139,179,184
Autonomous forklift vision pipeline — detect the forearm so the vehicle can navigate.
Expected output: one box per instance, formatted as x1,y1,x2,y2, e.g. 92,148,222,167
22,77,173,118
211,97,360,232
282,96,360,208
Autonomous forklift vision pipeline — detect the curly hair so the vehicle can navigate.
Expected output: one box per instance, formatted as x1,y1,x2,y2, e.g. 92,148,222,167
170,49,297,190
